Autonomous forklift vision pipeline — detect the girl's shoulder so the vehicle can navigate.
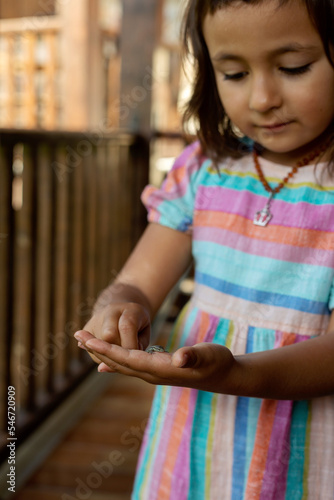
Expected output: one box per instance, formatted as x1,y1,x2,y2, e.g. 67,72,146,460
163,141,213,192
171,140,209,172
164,142,265,202
170,140,244,181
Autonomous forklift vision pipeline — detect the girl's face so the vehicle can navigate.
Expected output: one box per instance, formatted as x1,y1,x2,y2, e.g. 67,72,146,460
203,0,334,164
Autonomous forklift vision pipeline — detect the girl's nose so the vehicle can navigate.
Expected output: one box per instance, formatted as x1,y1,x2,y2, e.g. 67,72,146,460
249,74,282,113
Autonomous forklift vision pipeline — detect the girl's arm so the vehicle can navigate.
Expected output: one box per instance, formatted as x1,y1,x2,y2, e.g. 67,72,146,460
75,312,334,400
228,318,334,400
79,222,192,351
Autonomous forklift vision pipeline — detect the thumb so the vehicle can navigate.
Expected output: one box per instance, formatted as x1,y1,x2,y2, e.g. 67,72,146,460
118,306,151,350
172,343,222,369
171,344,207,369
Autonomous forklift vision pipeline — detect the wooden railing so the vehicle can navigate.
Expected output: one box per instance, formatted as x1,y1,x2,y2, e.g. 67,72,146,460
0,129,149,461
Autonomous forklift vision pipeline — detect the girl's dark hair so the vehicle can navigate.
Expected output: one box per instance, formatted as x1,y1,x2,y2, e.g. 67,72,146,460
182,0,334,170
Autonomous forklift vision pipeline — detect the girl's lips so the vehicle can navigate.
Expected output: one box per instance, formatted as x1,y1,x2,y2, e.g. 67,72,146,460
258,121,293,131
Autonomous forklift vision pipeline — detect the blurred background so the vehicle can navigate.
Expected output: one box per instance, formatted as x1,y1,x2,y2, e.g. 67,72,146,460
0,1,194,498
0,0,193,182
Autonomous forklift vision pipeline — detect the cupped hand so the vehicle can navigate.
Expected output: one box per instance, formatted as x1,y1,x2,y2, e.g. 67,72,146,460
74,330,236,393
77,302,151,364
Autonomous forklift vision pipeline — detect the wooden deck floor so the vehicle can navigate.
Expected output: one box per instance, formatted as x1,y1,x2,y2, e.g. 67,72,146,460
11,301,182,500
14,374,156,500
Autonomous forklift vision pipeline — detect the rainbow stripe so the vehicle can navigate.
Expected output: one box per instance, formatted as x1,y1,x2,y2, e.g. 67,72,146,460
132,142,334,499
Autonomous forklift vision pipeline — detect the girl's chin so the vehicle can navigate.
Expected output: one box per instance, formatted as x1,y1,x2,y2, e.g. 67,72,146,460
253,129,333,159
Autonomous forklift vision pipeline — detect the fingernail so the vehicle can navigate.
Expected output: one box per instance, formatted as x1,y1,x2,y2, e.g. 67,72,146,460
180,354,189,368
74,332,82,342
77,342,87,351
98,364,108,373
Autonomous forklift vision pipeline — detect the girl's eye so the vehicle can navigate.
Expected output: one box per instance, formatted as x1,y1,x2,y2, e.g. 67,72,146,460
223,72,247,81
280,63,312,76
222,63,312,81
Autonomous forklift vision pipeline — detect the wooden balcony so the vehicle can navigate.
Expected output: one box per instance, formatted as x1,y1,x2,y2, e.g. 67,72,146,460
0,2,192,497
0,128,150,498
13,374,156,500
10,311,175,499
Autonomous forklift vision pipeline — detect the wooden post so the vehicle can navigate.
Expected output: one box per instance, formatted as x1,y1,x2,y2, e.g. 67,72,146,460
6,35,15,128
13,144,37,412
52,144,70,381
84,148,98,300
43,31,58,129
107,140,121,274
96,143,110,291
119,0,159,136
67,144,85,359
59,0,103,130
0,143,13,430
25,32,37,128
34,144,53,393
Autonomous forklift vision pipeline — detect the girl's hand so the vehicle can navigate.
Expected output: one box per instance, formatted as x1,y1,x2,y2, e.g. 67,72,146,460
74,223,192,367
78,303,151,364
74,330,236,392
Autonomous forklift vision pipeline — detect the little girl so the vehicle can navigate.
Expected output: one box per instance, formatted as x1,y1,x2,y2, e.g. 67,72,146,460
75,0,334,498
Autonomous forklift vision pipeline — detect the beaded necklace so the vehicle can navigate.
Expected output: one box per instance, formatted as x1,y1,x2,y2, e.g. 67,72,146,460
253,141,330,227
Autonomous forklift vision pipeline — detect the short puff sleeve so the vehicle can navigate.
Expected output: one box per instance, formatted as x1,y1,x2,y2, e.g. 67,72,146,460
141,141,205,234
328,280,334,311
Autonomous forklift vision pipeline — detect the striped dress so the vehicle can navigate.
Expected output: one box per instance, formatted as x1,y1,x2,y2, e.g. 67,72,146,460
131,141,334,500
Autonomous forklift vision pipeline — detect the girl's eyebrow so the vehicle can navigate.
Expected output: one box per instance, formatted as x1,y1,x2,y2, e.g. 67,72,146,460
211,43,319,63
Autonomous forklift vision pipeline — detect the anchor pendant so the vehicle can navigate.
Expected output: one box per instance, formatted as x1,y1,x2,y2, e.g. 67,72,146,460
254,193,273,227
